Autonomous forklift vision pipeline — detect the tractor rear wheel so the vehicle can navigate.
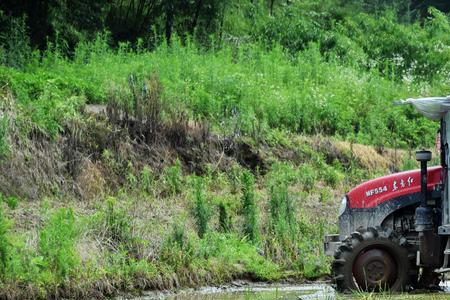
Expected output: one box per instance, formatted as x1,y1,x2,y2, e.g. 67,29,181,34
332,227,411,293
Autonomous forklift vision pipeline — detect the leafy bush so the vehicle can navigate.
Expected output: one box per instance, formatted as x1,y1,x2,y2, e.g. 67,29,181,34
401,155,419,171
38,208,79,280
1,1,449,150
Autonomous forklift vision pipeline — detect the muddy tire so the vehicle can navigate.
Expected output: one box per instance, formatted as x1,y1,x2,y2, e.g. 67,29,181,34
332,227,411,293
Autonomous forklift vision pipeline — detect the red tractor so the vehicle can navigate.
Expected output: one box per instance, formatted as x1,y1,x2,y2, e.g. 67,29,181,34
324,96,450,292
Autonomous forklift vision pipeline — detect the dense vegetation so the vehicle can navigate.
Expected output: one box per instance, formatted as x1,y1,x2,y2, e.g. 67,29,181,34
0,0,449,298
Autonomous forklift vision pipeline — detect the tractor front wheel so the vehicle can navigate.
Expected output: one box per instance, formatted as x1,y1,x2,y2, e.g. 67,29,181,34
332,227,411,293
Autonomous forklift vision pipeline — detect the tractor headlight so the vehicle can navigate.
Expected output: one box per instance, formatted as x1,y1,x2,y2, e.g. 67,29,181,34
338,196,347,216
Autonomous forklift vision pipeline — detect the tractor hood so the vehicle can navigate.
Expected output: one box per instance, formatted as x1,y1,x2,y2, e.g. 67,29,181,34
398,96,450,120
347,166,442,209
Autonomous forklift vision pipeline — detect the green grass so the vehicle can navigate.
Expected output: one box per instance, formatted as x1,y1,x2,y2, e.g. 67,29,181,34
0,151,338,298
0,36,444,149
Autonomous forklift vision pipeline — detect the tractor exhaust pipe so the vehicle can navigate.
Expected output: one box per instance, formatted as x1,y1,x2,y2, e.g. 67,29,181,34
415,150,433,232
417,150,432,207
415,150,441,267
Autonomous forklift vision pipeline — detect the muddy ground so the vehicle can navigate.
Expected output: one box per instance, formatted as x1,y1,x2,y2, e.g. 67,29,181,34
117,281,450,300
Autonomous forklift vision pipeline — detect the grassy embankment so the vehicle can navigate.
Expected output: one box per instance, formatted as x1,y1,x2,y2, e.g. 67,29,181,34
0,37,445,298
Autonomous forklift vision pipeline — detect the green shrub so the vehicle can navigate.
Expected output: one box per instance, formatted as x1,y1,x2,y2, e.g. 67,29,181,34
321,165,343,188
0,15,31,68
401,155,419,171
163,159,183,196
104,197,134,250
227,164,242,194
139,166,155,194
0,206,11,277
269,183,296,235
298,164,317,192
101,149,119,171
0,193,18,210
240,170,258,243
0,117,9,159
0,33,443,149
38,208,79,280
319,188,332,204
191,177,211,238
293,215,330,278
218,201,232,233
3,196,18,210
160,222,194,269
266,169,299,266
198,233,281,281
125,162,138,190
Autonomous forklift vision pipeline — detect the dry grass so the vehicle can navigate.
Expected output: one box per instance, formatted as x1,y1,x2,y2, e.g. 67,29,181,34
76,159,106,201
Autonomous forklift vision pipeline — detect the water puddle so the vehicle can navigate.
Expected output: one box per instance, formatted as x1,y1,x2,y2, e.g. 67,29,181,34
121,281,450,300
132,282,335,300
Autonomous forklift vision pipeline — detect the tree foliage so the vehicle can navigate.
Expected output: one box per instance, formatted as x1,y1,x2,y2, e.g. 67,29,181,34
1,1,449,50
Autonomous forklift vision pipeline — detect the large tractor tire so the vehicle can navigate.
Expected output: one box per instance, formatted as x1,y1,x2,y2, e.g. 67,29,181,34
332,227,412,293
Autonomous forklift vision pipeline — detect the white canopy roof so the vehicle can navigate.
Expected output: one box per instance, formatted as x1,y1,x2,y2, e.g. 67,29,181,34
398,96,450,120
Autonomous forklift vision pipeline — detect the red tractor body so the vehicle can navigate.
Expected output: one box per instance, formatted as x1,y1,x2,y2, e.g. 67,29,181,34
325,96,450,293
347,166,442,209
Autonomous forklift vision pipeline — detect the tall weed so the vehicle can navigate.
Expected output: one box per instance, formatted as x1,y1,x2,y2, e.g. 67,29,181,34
103,197,134,251
298,164,317,192
266,164,299,264
191,177,211,238
139,166,155,195
0,117,9,158
38,208,79,280
0,206,11,277
161,223,194,269
163,159,183,196
0,16,31,68
241,170,258,243
218,201,232,233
